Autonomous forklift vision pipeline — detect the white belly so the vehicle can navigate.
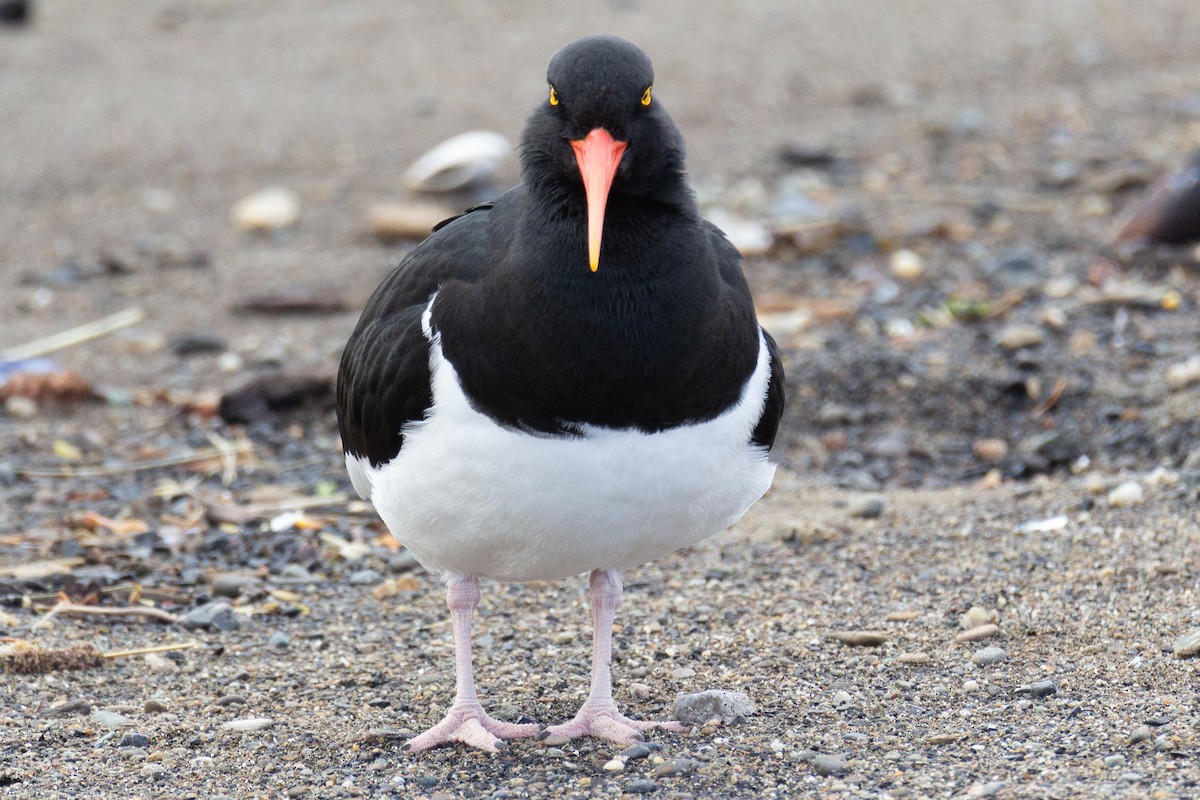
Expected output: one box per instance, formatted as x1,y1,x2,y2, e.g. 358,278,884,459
348,311,776,582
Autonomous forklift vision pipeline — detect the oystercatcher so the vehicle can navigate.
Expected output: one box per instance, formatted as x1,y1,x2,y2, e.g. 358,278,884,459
337,34,784,753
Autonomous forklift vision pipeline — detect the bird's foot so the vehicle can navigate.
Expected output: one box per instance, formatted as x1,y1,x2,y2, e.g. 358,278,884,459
404,700,539,754
539,699,681,745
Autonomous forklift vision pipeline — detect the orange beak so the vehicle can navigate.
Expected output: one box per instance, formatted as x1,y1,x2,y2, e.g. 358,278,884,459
570,128,627,272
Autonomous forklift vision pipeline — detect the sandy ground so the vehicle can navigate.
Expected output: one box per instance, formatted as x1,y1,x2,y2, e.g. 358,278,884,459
3,2,1200,798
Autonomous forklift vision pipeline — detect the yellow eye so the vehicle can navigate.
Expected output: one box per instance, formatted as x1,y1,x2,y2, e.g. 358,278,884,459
640,86,652,106
549,87,559,106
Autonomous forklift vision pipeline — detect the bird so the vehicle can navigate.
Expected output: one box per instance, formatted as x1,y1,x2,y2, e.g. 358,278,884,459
336,34,785,754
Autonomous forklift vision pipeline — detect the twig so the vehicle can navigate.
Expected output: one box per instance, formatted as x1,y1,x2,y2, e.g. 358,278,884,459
191,488,349,525
1033,378,1069,417
1,307,146,360
14,442,254,478
103,642,197,659
34,601,179,624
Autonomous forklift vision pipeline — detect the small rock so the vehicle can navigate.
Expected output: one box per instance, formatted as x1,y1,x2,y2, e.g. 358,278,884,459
222,717,274,732
144,700,170,714
927,733,964,745
539,734,571,747
552,632,574,645
846,494,885,519
1172,629,1200,658
368,202,454,241
1107,481,1144,507
956,624,1001,643
963,679,980,693
672,689,756,725
972,439,1008,461
1129,725,1152,744
91,710,134,729
995,325,1045,350
211,572,258,598
629,683,652,701
889,249,924,280
267,631,290,649
232,187,300,231
620,744,651,761
623,779,658,794
181,601,240,631
603,757,625,772
1018,680,1058,698
971,647,1007,667
348,568,384,586
652,758,698,778
895,652,931,665
404,130,513,193
830,630,888,647
961,606,999,628
170,333,227,357
118,732,149,748
704,209,772,257
670,667,695,680
1104,754,1126,769
986,248,1048,289
1166,355,1200,388
42,699,91,718
811,754,850,777
832,690,853,706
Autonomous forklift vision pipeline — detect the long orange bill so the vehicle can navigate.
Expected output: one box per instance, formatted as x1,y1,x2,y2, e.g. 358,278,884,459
570,128,628,272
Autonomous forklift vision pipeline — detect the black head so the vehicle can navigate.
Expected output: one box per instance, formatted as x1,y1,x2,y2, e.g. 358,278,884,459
520,35,691,270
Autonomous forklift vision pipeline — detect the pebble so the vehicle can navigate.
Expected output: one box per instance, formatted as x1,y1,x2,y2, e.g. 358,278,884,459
539,734,571,747
672,689,756,725
603,757,625,771
42,699,91,717
181,600,240,631
995,325,1045,350
348,568,384,586
670,667,695,679
846,494,885,519
267,631,291,649
118,732,149,748
144,700,170,714
1129,725,1152,744
222,717,274,732
961,606,999,628
703,209,772,256
211,572,259,598
90,710,134,729
832,690,853,706
553,632,574,645
232,187,300,231
623,779,658,794
895,652,931,665
1018,680,1058,698
1104,754,1126,768
972,439,1008,461
629,683,652,701
956,624,1001,643
1107,481,1144,507
889,249,924,280
620,744,651,761
1166,355,1200,387
368,202,453,241
1172,630,1200,658
830,630,888,646
5,396,38,418
986,248,1048,289
652,758,698,778
963,680,980,693
811,754,850,776
971,647,1007,666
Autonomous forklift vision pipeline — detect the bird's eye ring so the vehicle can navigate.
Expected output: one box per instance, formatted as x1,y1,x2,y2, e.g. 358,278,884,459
640,86,652,106
549,87,559,106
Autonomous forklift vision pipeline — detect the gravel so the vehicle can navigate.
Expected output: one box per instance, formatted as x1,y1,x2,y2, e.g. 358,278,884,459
3,3,1200,799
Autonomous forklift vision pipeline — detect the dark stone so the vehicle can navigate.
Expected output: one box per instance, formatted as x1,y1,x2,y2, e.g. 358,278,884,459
181,601,240,631
118,732,149,748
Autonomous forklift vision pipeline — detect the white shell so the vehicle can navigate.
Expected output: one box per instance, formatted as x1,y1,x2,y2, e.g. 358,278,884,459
403,131,513,193
232,187,300,231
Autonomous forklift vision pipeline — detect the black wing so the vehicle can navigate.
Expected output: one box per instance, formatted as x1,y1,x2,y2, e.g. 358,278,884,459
751,328,785,450
336,202,498,469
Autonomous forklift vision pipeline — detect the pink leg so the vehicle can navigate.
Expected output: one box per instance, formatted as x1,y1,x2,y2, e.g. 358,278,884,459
404,576,540,754
540,569,682,744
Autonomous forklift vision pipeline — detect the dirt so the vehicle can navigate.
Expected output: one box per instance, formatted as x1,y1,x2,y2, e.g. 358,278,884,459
3,2,1200,798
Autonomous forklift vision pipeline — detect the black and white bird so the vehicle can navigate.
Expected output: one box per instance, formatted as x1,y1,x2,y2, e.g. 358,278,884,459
337,35,784,753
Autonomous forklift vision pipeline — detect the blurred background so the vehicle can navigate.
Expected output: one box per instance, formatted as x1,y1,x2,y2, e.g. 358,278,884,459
2,0,1200,482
